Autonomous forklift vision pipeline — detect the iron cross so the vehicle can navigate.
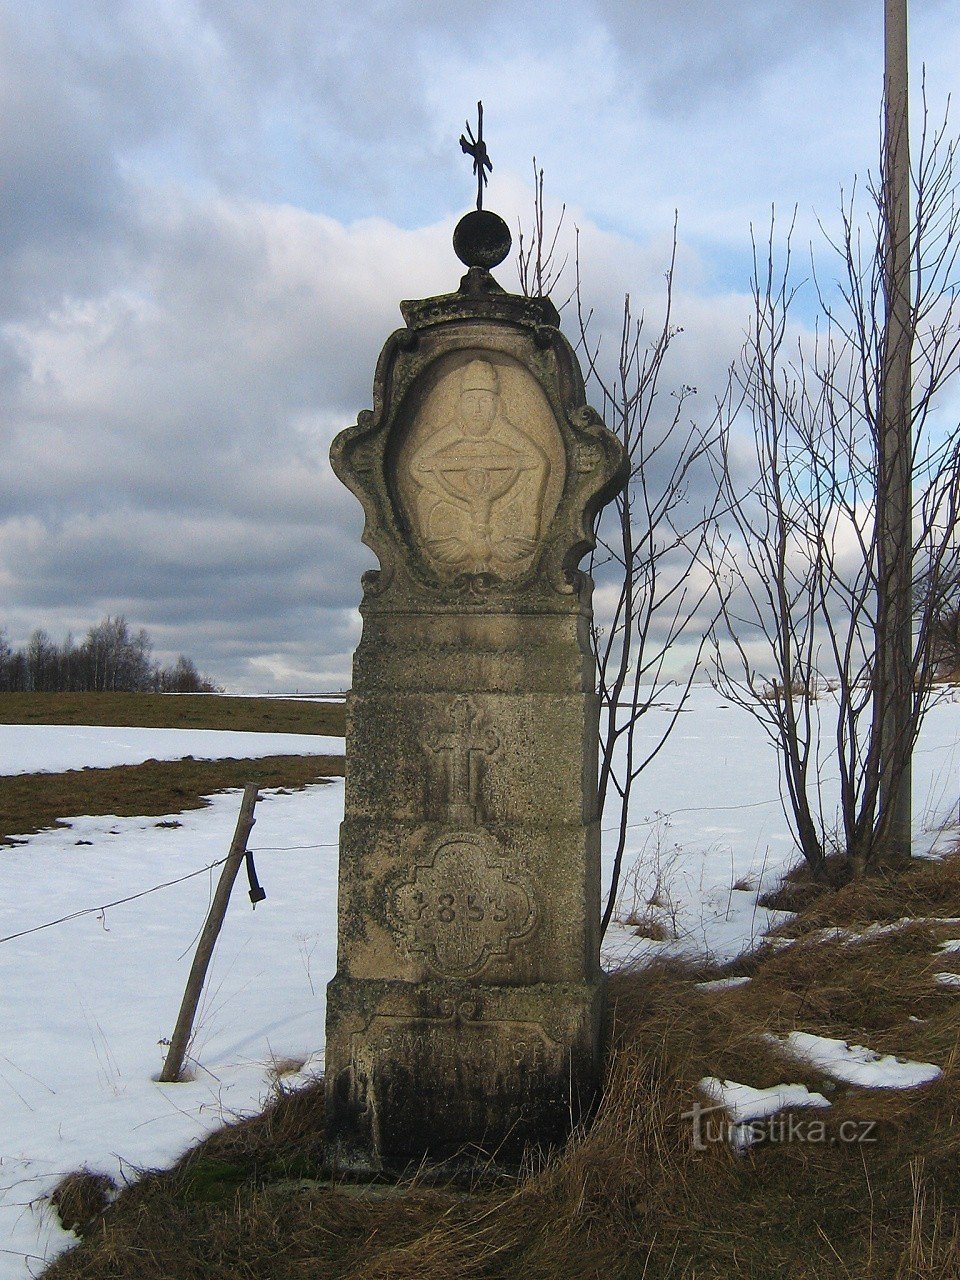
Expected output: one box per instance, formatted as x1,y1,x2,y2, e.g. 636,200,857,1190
459,101,492,211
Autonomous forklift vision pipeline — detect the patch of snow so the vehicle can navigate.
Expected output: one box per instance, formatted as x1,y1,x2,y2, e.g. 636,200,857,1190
0,725,342,777
695,976,752,992
267,1049,325,1090
757,936,794,952
769,1032,942,1088
698,1076,831,1149
699,1076,831,1123
934,972,960,988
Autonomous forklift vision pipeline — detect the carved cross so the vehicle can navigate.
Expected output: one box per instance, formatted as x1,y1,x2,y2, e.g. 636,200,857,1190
426,697,500,826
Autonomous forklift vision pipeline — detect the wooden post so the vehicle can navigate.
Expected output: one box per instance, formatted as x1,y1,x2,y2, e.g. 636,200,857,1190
877,0,913,864
159,784,260,1083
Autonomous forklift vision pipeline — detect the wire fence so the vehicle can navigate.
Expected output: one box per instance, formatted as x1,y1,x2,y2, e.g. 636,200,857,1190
4,784,958,948
2,803,788,951
0,839,339,947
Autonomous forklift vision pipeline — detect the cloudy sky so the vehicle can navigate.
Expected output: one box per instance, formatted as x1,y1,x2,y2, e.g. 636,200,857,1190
1,0,957,691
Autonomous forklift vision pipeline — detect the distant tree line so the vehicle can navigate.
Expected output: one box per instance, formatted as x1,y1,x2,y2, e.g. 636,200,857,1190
0,617,221,694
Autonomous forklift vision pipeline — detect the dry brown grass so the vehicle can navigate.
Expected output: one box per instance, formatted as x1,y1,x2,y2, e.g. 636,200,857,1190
622,913,674,941
47,1169,117,1237
39,852,960,1280
757,679,825,702
0,691,345,735
0,753,343,847
762,851,960,931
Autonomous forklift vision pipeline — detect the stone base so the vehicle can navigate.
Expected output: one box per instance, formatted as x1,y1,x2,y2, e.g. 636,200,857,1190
324,976,603,1174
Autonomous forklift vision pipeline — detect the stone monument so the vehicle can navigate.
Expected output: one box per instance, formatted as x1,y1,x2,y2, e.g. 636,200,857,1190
324,108,625,1172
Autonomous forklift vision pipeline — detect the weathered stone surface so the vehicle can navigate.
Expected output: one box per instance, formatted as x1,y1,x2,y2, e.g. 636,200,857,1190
394,350,565,581
324,266,624,1173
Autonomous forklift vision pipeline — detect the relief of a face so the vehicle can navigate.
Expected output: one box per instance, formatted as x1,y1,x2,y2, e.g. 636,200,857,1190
459,389,496,435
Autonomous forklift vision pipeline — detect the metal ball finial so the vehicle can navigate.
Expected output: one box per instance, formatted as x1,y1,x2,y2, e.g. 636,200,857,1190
453,209,512,270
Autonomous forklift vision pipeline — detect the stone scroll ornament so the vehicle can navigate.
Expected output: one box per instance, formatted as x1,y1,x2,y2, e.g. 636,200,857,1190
324,104,626,1176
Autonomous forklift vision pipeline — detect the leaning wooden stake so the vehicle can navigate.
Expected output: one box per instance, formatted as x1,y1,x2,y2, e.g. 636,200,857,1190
159,783,260,1083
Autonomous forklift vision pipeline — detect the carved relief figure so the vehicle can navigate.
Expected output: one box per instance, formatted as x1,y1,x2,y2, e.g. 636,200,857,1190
407,359,552,575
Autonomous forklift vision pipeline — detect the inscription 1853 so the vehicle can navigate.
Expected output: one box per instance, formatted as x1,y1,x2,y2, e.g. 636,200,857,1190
391,832,537,977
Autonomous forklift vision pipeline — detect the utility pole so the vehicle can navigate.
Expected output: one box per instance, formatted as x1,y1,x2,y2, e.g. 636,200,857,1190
877,0,913,865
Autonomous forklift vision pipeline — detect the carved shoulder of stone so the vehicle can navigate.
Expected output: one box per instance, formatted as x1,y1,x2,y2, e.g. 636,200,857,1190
329,334,411,600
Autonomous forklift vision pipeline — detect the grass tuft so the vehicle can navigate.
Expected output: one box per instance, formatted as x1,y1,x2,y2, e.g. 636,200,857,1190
48,1169,117,1238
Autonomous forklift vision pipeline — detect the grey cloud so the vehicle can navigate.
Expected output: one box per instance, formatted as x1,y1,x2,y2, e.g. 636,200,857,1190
588,0,876,109
0,22,128,315
2,0,954,691
0,177,758,690
0,182,460,688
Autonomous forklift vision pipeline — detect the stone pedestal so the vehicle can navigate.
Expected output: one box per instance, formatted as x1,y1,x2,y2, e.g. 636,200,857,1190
324,269,624,1172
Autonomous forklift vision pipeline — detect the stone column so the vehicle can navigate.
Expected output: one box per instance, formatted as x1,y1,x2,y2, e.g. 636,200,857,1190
324,243,625,1173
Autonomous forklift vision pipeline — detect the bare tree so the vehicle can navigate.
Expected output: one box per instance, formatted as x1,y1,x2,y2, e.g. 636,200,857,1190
519,174,722,935
0,630,11,692
711,102,960,874
155,654,220,693
25,629,57,692
0,617,220,694
517,160,569,303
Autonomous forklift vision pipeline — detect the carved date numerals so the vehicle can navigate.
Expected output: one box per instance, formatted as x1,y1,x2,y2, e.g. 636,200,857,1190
407,889,507,925
391,833,537,976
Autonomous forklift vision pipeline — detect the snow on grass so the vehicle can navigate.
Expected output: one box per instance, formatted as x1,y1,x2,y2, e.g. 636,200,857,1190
0,685,957,1276
699,1077,831,1122
695,976,752,992
793,918,960,948
697,1077,832,1151
0,782,341,1277
601,687,960,970
0,725,342,776
933,971,960,988
768,1032,943,1088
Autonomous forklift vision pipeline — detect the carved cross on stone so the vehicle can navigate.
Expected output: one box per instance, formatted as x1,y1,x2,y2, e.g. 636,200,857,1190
426,697,500,827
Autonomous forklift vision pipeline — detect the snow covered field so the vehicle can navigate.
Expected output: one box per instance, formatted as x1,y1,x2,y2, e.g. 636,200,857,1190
0,725,343,776
600,688,960,966
1,686,958,1277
